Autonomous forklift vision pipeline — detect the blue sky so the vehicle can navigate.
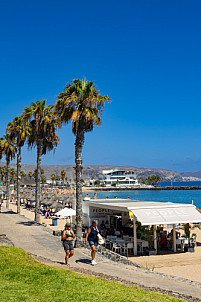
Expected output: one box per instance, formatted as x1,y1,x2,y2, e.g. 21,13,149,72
0,0,201,172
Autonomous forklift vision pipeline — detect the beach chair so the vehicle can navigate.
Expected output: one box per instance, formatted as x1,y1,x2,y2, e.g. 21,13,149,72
105,235,114,249
116,239,125,253
122,242,134,258
110,236,117,241
123,235,129,241
112,243,121,254
116,238,124,243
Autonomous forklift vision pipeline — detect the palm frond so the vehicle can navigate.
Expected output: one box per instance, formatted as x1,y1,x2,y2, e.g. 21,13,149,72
54,78,111,135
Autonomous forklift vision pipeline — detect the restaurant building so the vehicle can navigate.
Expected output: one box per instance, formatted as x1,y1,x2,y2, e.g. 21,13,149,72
81,199,201,256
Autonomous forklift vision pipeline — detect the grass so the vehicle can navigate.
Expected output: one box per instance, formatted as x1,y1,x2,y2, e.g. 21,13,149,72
0,247,186,302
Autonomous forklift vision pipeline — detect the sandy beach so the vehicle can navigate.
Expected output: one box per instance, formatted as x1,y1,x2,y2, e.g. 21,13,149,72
130,226,201,283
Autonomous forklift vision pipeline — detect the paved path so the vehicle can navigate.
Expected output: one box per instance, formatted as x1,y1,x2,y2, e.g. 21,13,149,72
1,206,201,301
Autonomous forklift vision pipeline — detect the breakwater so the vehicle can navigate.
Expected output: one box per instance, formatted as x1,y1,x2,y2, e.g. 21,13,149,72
91,186,201,191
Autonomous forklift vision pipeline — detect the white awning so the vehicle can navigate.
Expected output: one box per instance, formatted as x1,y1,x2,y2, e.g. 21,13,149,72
131,205,201,226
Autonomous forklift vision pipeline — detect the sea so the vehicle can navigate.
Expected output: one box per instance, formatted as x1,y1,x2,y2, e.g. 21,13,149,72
85,181,201,209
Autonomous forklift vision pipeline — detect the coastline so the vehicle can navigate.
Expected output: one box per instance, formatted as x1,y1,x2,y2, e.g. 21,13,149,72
85,186,201,191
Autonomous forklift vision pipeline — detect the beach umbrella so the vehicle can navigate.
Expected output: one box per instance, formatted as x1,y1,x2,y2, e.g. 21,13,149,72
50,201,64,210
55,207,76,218
42,199,54,206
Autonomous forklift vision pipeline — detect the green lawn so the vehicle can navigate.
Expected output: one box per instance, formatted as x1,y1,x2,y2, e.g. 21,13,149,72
0,247,186,302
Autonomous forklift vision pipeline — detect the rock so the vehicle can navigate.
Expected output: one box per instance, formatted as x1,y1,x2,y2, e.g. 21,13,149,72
0,234,14,246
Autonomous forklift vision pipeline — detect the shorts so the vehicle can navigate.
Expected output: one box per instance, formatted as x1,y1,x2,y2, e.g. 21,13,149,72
63,240,74,251
89,240,98,247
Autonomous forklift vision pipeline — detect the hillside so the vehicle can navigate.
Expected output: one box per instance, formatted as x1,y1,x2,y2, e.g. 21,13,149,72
180,171,201,179
0,162,183,182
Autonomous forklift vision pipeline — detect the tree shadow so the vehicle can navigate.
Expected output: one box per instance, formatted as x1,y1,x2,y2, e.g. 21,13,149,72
157,249,184,255
1,210,17,215
17,221,37,226
75,258,91,264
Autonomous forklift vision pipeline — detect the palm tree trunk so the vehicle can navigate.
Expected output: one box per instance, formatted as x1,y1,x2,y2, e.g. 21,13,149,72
74,129,85,240
35,139,42,223
17,147,21,214
6,158,10,209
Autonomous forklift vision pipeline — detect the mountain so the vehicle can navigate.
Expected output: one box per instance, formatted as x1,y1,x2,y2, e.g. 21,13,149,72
180,171,201,179
0,162,183,182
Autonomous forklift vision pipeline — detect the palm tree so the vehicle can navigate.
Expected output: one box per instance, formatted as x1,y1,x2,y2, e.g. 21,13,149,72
65,177,69,186
146,175,162,186
0,167,2,183
20,171,26,178
51,174,56,185
10,168,16,184
23,100,60,222
41,175,46,186
1,166,7,185
54,78,111,239
55,175,60,186
61,170,66,185
28,171,33,178
7,115,31,213
0,134,16,208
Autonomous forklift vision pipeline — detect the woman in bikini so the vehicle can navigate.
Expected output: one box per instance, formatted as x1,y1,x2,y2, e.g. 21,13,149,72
62,222,75,266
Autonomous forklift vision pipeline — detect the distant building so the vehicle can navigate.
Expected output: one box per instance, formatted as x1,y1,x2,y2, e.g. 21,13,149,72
90,169,140,187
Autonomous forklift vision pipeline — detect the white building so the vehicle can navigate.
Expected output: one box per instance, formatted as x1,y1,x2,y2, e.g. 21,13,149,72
90,169,140,187
77,198,201,256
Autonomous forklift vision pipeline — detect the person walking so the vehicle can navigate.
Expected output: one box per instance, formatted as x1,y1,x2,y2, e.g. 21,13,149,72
85,220,99,265
62,222,75,266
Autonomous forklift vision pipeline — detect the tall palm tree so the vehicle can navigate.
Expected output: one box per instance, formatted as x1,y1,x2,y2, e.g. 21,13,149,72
1,166,7,185
20,171,26,178
7,115,31,213
54,78,111,239
0,167,2,183
41,175,46,186
10,168,16,184
61,170,66,185
0,134,16,208
51,174,56,185
23,100,60,222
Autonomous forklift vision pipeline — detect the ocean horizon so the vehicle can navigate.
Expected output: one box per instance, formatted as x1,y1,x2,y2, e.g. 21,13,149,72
160,181,201,187
85,181,201,209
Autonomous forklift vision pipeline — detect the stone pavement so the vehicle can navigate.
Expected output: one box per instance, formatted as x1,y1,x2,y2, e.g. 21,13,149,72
1,206,201,301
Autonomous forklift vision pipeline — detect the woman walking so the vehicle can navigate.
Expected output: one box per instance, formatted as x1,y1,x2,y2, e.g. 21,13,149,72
85,220,99,265
62,222,75,266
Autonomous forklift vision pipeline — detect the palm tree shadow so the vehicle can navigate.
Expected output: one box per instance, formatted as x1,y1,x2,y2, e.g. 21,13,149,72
17,221,37,226
75,258,91,264
2,210,17,215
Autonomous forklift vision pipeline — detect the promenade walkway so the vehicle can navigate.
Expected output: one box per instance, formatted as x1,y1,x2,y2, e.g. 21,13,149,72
1,205,201,301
